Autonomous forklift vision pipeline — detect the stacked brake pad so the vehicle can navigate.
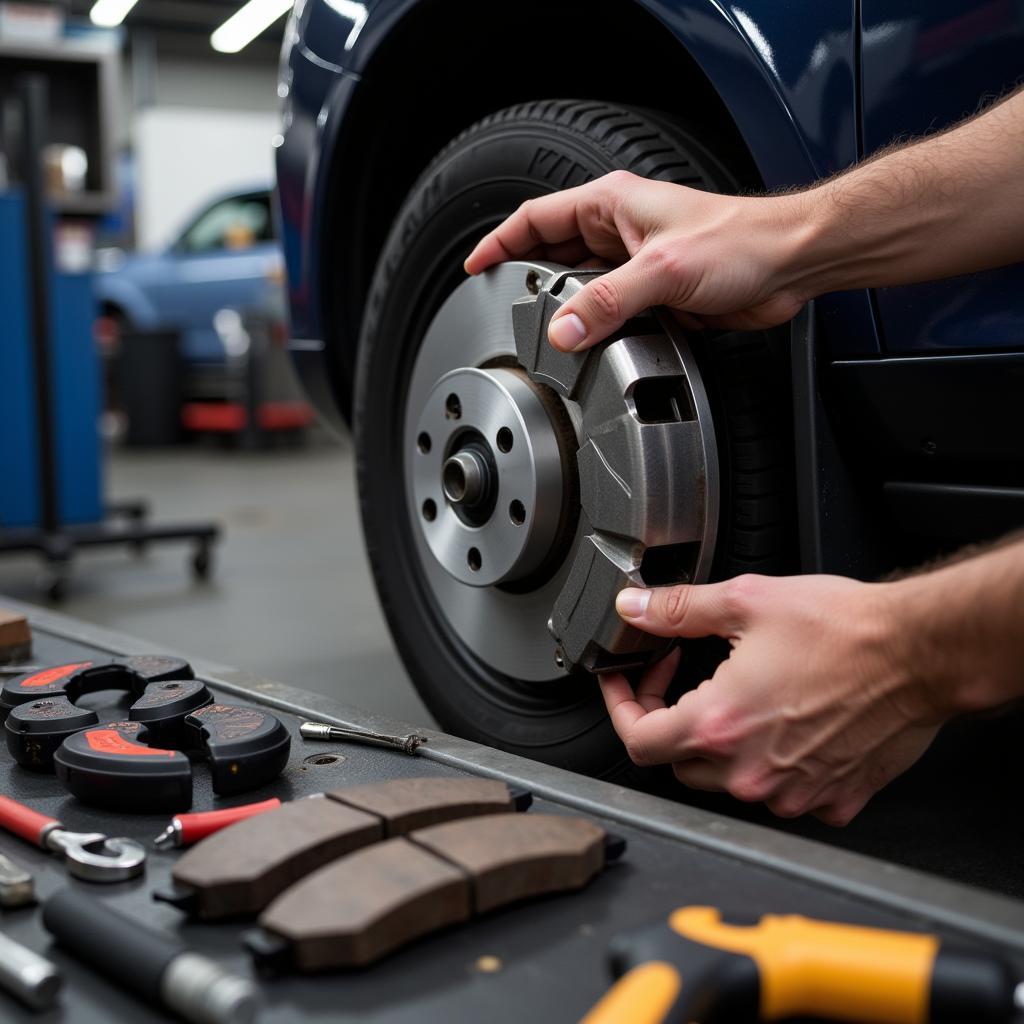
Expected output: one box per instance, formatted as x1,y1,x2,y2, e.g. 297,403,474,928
1,657,289,809
155,777,623,971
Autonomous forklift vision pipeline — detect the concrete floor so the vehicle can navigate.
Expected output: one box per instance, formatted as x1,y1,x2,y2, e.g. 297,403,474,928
0,436,435,726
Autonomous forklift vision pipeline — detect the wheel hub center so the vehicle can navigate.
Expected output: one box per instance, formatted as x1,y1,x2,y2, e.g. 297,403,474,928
442,449,488,507
410,366,567,587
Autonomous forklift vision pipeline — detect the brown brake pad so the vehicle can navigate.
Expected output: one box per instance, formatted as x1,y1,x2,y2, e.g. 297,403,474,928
328,776,524,836
155,777,527,919
245,813,624,972
252,838,472,971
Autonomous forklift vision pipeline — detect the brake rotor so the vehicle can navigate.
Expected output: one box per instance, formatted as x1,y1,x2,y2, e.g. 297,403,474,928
403,261,718,678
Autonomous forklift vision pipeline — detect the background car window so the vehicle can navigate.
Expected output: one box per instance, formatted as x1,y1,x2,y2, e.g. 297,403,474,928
177,193,272,254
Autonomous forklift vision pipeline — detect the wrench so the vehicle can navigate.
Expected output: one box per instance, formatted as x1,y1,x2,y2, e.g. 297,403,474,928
0,795,145,882
0,851,35,906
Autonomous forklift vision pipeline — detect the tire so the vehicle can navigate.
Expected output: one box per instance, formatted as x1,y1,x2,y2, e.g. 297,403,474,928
354,100,791,779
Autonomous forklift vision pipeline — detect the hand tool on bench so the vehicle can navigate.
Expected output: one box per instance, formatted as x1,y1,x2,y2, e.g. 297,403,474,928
581,905,1024,1024
0,851,36,907
0,794,145,882
155,776,531,918
245,812,624,972
51,704,290,812
3,656,206,769
153,798,283,850
0,931,62,1012
300,720,428,754
43,888,258,1024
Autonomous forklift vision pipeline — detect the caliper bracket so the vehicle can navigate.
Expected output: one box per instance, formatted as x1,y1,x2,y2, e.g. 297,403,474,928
512,266,719,674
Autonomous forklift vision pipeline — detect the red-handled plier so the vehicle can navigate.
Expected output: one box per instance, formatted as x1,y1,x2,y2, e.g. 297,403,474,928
0,795,145,882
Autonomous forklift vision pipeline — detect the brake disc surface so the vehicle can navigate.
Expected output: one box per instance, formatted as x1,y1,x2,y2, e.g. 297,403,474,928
403,262,718,679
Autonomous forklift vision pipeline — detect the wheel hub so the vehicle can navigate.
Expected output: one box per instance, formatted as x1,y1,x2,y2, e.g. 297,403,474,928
403,261,718,679
411,366,566,587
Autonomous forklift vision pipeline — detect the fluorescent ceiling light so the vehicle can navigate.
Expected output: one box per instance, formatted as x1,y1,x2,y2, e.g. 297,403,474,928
211,0,292,54
89,0,140,27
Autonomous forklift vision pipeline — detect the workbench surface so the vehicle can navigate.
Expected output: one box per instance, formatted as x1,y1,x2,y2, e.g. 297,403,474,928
1,601,1022,1023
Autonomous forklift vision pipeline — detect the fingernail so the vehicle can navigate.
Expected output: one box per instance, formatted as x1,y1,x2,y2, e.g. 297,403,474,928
548,313,587,351
616,588,650,619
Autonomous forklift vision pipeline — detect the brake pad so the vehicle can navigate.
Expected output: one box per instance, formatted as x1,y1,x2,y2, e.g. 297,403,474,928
245,813,621,971
156,777,528,919
52,704,290,812
3,656,207,771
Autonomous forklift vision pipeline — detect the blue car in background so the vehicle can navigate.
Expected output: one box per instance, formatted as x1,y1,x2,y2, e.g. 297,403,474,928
275,0,1024,780
95,186,283,389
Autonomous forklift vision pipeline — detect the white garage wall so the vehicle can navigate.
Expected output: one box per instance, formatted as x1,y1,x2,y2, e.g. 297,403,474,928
134,106,278,250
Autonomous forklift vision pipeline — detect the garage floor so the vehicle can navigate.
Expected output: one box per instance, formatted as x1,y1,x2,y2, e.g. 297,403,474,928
0,435,435,726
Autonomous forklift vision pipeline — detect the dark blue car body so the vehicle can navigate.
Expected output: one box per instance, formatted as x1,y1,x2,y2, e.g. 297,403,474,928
276,0,1023,564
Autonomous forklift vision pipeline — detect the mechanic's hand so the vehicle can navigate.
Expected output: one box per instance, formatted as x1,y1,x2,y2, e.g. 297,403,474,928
464,170,809,351
599,574,942,826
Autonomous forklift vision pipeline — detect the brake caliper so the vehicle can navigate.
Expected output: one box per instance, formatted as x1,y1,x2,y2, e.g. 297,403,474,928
512,267,719,674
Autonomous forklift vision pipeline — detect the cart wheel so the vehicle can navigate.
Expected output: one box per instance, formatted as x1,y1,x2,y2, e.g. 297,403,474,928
192,544,212,580
46,571,70,603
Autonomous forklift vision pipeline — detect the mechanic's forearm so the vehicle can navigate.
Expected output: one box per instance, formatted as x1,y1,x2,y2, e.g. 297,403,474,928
887,536,1024,716
784,87,1024,298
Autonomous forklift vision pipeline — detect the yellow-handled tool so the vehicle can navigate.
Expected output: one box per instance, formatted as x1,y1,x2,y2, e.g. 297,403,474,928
582,906,1023,1023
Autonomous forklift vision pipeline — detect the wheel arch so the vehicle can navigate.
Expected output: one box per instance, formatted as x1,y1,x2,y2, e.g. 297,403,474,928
312,0,815,425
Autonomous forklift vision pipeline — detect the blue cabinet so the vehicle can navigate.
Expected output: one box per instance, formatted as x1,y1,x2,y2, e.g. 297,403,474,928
0,191,103,528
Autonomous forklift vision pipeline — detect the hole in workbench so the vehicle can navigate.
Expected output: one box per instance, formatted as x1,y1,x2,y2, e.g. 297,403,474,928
302,753,344,767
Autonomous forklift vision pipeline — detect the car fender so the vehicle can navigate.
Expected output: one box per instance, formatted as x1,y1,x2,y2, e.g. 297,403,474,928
92,273,161,329
303,0,857,182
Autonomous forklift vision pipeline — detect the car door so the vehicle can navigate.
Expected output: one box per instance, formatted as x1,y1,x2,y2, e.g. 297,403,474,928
859,1,1024,354
146,192,282,362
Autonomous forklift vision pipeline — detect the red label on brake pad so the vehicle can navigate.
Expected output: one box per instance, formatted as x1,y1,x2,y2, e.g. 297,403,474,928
18,662,92,688
84,728,177,758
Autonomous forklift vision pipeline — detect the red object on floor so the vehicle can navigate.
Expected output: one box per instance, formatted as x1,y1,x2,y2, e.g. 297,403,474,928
181,402,314,433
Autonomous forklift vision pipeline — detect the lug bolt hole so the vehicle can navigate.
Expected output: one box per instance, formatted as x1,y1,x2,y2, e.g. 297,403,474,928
525,270,541,295
422,499,437,522
496,427,513,453
509,500,526,526
445,394,462,420
467,547,482,572
417,432,432,453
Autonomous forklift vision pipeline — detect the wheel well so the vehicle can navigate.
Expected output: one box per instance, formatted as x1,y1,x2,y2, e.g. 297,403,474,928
320,0,762,418
98,301,135,330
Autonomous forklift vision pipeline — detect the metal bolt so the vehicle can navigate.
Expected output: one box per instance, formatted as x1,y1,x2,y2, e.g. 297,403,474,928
554,648,565,669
